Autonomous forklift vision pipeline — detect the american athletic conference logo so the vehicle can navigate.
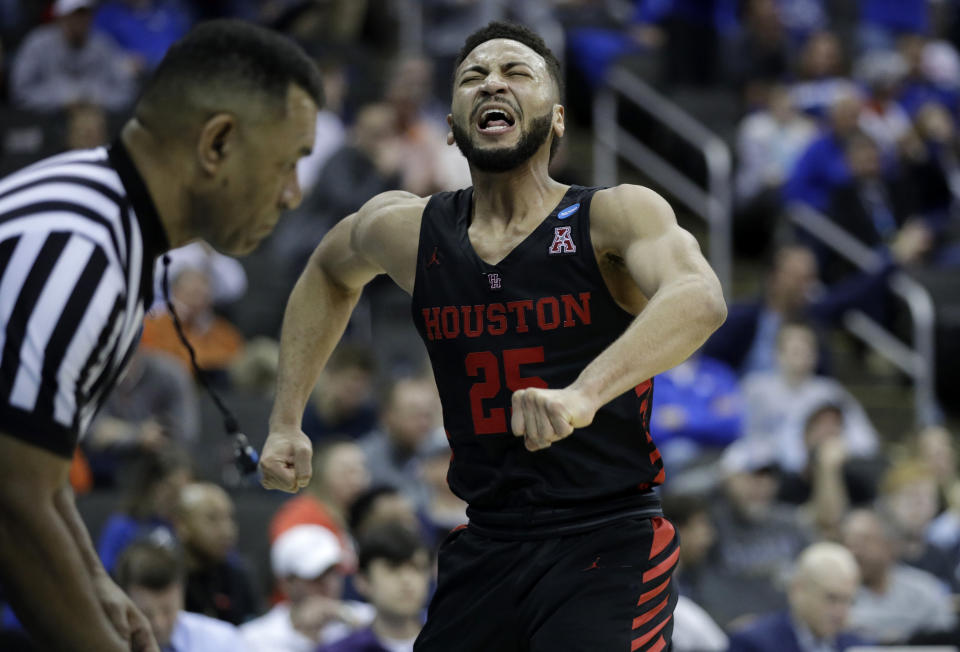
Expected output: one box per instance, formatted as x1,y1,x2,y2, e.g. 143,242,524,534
549,226,577,255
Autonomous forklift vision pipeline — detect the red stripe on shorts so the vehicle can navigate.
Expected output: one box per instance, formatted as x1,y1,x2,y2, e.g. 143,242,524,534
630,615,672,651
632,595,669,629
642,546,679,583
648,517,675,560
637,578,671,606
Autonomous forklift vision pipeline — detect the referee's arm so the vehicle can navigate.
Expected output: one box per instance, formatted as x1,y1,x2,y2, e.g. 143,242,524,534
0,435,151,651
0,233,156,651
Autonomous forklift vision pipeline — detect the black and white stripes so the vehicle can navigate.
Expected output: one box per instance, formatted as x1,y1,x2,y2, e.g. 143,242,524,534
0,145,167,457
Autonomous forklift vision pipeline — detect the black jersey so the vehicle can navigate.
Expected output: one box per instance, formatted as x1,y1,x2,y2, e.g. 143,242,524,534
411,185,664,534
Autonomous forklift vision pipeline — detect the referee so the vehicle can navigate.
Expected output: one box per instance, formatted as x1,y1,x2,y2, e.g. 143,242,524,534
0,21,321,651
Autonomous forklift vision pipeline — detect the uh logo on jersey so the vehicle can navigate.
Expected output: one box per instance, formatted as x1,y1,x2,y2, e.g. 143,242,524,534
549,202,580,255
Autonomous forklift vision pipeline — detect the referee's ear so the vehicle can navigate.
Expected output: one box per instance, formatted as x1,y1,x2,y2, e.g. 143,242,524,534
197,113,236,175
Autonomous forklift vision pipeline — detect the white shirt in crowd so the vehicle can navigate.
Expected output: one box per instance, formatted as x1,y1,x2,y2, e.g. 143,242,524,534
847,564,957,643
742,373,879,472
240,601,376,652
296,110,347,195
671,595,728,652
170,611,247,652
152,241,248,310
380,634,418,652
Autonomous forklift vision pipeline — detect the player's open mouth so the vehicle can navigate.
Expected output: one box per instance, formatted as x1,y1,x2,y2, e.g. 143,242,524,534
477,107,517,134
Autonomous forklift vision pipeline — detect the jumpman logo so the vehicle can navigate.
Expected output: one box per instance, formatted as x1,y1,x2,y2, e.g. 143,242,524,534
583,556,600,571
427,246,441,267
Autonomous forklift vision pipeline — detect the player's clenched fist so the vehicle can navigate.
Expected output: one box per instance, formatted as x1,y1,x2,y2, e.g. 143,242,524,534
511,387,597,451
260,427,313,492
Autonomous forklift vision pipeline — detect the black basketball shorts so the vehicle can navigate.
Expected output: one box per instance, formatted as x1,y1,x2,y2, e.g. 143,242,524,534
414,515,680,652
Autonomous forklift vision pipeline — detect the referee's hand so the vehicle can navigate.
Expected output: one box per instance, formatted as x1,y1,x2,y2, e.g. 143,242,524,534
260,428,313,492
92,573,159,652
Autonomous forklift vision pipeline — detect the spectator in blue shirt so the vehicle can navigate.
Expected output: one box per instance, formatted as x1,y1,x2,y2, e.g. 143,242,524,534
566,0,739,90
784,87,863,212
97,448,192,573
651,354,744,470
859,0,930,53
772,0,828,47
897,35,960,118
317,522,431,652
94,0,193,71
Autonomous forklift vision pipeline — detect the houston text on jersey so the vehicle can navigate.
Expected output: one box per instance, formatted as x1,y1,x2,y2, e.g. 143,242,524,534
420,292,592,341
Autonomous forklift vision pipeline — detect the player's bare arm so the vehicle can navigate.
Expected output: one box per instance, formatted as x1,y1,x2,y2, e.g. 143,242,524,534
260,191,428,492
0,435,157,651
511,184,727,451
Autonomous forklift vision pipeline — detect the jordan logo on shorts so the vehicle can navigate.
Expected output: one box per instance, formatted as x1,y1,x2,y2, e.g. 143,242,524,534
549,226,577,254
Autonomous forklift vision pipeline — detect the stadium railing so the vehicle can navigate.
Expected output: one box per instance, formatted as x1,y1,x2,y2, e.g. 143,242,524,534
592,65,733,296
787,203,939,427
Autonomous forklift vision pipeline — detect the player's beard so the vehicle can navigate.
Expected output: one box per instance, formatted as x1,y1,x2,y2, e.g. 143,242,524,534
451,112,553,173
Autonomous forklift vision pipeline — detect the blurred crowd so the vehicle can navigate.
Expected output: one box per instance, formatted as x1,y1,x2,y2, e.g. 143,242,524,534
2,0,960,651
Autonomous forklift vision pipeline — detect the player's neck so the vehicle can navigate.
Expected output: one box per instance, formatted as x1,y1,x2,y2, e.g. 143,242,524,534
119,120,192,251
470,161,565,226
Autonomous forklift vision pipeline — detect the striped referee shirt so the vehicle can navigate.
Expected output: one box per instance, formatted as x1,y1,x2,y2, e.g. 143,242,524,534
0,140,169,457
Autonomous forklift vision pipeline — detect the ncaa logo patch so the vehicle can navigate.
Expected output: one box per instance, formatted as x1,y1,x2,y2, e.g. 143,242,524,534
549,226,577,255
557,203,580,220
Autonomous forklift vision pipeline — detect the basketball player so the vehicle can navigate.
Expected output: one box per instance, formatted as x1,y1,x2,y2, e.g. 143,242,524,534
260,21,726,652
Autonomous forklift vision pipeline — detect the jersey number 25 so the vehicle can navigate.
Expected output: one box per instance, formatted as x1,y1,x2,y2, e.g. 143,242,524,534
465,347,547,435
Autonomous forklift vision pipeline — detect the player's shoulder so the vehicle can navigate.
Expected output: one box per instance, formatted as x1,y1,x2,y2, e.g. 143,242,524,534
350,191,430,247
590,184,678,248
592,184,674,221
359,190,430,220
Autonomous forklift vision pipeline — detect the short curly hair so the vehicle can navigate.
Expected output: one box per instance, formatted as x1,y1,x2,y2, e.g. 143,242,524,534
455,21,564,101
136,19,323,129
